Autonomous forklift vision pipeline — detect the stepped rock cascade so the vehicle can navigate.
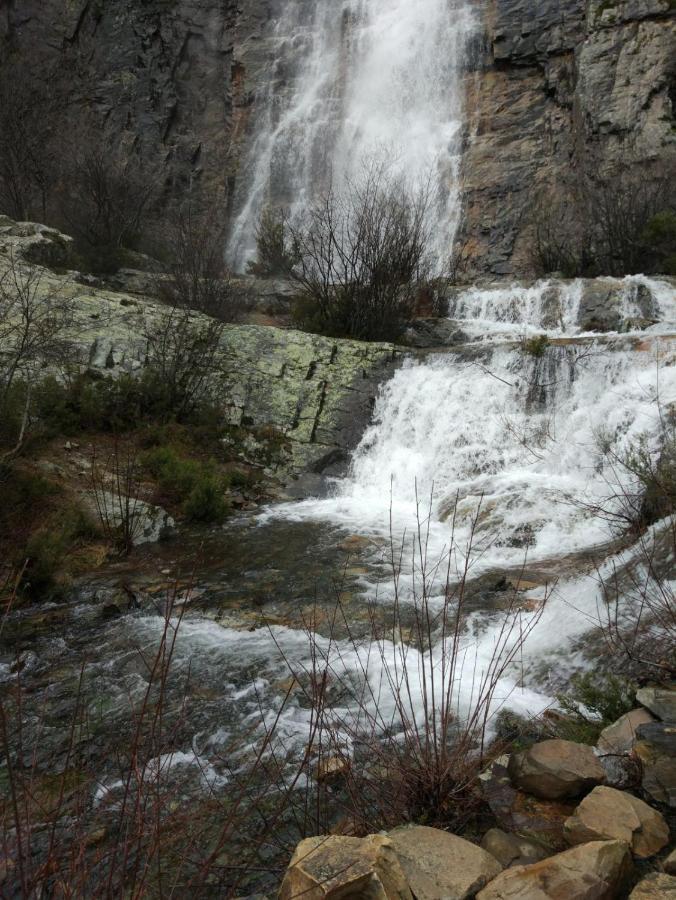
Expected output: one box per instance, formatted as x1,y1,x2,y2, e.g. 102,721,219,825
227,0,475,269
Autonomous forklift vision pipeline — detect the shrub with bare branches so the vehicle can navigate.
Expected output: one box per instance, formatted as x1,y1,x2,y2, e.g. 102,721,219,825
159,206,241,322
290,162,432,342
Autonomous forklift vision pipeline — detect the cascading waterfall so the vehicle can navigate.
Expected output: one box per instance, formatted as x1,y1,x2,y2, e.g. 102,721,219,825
227,0,475,270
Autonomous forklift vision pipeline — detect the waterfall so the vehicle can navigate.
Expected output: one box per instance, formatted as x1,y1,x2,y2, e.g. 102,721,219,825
227,0,475,270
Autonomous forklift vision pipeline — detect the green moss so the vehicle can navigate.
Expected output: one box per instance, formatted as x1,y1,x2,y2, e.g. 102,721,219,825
520,334,550,358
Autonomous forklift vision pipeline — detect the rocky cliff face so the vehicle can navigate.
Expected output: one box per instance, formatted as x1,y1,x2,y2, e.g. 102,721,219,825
0,0,272,212
1,0,674,274
463,0,676,275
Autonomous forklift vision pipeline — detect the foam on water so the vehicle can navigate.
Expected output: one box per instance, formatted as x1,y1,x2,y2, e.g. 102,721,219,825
448,276,676,340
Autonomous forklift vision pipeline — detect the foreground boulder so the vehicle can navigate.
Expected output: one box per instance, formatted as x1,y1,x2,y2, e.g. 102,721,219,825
597,708,655,755
563,786,669,858
387,825,502,899
508,740,605,800
278,835,412,899
629,872,676,898
476,840,632,900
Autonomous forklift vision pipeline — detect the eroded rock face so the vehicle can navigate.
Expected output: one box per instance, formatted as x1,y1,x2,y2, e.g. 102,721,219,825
507,740,606,800
462,0,676,276
476,840,633,900
387,825,503,900
563,786,670,858
278,835,413,900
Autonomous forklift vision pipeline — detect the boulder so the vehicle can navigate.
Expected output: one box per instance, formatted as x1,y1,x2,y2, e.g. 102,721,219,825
629,873,676,898
480,829,549,868
636,687,676,723
387,825,502,899
635,722,676,808
597,708,655,755
476,840,633,900
563,786,669,858
480,755,575,851
508,740,605,800
278,834,413,900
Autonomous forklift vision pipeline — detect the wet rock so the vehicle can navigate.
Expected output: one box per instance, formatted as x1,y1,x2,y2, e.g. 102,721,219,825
597,708,655,754
480,756,575,851
480,828,549,868
404,318,467,348
637,687,676,723
387,824,502,899
629,872,676,898
635,721,676,808
278,834,413,900
476,840,633,900
563,785,669,858
508,739,606,800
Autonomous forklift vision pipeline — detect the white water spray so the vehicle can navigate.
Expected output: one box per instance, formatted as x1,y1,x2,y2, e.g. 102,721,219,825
227,0,475,269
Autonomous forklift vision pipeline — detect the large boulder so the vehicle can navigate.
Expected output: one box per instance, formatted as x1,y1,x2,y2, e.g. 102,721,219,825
508,740,605,800
387,824,502,899
476,840,633,900
563,786,670,858
636,687,676,723
597,708,655,755
629,873,676,898
278,835,413,900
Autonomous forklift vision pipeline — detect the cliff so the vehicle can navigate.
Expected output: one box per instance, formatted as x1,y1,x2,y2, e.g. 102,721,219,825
463,0,676,275
1,0,674,274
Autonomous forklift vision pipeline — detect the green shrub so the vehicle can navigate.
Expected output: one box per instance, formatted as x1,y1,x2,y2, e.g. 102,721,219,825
142,446,229,523
555,671,636,743
22,505,98,598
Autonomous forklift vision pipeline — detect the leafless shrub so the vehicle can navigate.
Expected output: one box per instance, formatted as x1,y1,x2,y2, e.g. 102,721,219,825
289,160,432,341
528,159,676,278
0,75,56,222
143,304,225,422
90,440,145,556
59,144,159,273
271,494,549,833
0,253,75,459
159,206,242,322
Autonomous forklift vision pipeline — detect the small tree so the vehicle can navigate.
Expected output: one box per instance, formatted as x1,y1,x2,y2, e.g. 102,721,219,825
247,206,300,278
290,162,432,342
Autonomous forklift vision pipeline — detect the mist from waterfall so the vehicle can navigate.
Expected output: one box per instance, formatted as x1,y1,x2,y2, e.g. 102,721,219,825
227,0,475,270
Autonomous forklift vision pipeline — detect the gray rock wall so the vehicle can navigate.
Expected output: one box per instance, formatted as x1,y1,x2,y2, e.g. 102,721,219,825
462,0,676,276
